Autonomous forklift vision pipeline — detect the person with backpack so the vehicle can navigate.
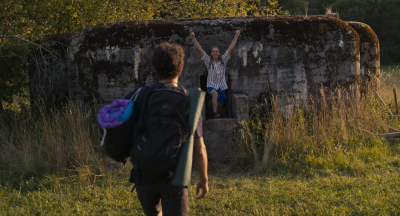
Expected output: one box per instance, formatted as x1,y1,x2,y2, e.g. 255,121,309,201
124,42,208,216
189,30,241,118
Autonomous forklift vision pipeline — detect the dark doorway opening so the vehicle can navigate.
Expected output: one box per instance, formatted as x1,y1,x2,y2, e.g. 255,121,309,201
200,74,233,120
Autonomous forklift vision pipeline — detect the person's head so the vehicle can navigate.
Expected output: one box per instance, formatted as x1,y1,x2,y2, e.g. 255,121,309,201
151,42,184,80
211,46,222,61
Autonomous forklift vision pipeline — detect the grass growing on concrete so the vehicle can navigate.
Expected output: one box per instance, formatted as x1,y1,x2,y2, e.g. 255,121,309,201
1,66,400,214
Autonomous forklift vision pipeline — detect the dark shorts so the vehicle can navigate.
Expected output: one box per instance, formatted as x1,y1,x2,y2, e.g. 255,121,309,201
207,87,226,103
136,180,189,216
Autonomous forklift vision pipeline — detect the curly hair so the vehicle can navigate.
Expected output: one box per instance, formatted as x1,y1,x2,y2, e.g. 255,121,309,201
151,42,184,80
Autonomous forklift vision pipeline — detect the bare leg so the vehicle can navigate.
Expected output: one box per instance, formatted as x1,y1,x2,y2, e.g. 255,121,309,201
217,102,223,114
211,90,218,113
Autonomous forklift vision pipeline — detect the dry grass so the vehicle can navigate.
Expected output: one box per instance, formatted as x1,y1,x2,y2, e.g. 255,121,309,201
236,66,400,172
322,4,333,15
0,101,104,183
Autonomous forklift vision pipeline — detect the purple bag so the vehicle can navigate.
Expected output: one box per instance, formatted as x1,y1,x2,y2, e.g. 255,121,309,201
97,88,143,164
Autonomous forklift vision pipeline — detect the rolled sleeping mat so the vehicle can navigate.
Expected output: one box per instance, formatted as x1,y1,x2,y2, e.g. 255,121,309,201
171,88,205,187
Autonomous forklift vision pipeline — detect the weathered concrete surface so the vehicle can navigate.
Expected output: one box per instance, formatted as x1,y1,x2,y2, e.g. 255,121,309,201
232,94,249,122
67,15,361,112
203,119,237,162
347,22,380,92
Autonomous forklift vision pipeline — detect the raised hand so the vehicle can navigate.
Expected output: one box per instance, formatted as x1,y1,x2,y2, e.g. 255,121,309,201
190,32,204,55
228,30,241,54
235,30,241,36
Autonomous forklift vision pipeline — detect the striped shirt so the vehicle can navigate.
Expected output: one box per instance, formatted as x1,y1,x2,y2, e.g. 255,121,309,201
201,50,231,91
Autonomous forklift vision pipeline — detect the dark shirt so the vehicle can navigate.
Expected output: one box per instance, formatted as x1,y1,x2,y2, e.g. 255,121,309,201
124,85,203,185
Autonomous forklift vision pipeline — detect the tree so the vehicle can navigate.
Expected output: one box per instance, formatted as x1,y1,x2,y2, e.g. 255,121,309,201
0,43,28,111
274,0,304,15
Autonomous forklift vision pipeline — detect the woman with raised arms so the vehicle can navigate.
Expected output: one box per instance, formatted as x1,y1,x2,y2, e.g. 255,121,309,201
189,30,241,119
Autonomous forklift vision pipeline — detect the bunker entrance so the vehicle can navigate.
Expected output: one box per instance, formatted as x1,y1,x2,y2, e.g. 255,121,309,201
200,74,233,120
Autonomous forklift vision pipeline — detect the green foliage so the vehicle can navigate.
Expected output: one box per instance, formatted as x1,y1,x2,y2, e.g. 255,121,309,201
0,43,28,104
274,0,305,15
0,0,288,37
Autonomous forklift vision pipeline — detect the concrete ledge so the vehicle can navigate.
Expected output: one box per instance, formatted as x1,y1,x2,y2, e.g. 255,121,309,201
203,118,237,162
232,94,249,122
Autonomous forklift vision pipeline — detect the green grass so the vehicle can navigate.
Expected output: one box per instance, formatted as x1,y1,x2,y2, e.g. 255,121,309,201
2,140,400,215
1,153,400,215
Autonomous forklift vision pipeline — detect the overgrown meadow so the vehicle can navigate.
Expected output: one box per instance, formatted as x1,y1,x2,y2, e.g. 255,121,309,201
1,66,400,215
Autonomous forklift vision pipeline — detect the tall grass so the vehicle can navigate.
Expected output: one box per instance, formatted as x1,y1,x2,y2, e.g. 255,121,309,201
0,101,103,183
0,66,399,183
236,66,400,174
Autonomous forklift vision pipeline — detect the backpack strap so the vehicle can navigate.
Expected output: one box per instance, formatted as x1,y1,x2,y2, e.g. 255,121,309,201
178,84,189,97
129,87,143,101
136,83,164,126
100,128,107,146
131,185,136,192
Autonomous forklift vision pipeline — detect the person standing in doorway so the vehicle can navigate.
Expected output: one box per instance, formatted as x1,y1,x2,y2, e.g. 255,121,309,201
189,30,240,119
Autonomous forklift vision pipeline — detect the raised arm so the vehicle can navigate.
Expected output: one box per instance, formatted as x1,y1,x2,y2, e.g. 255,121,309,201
189,32,204,56
227,30,241,55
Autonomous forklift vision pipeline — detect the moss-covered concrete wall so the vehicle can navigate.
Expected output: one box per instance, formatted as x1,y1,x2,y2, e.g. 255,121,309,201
67,15,361,111
347,21,380,92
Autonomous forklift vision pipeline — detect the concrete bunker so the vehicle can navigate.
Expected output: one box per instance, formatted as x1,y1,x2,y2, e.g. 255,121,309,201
347,21,380,92
67,15,365,161
68,15,362,109
27,15,381,161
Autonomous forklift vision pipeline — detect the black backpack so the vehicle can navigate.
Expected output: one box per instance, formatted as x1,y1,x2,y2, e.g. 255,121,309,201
99,88,144,164
131,83,191,182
